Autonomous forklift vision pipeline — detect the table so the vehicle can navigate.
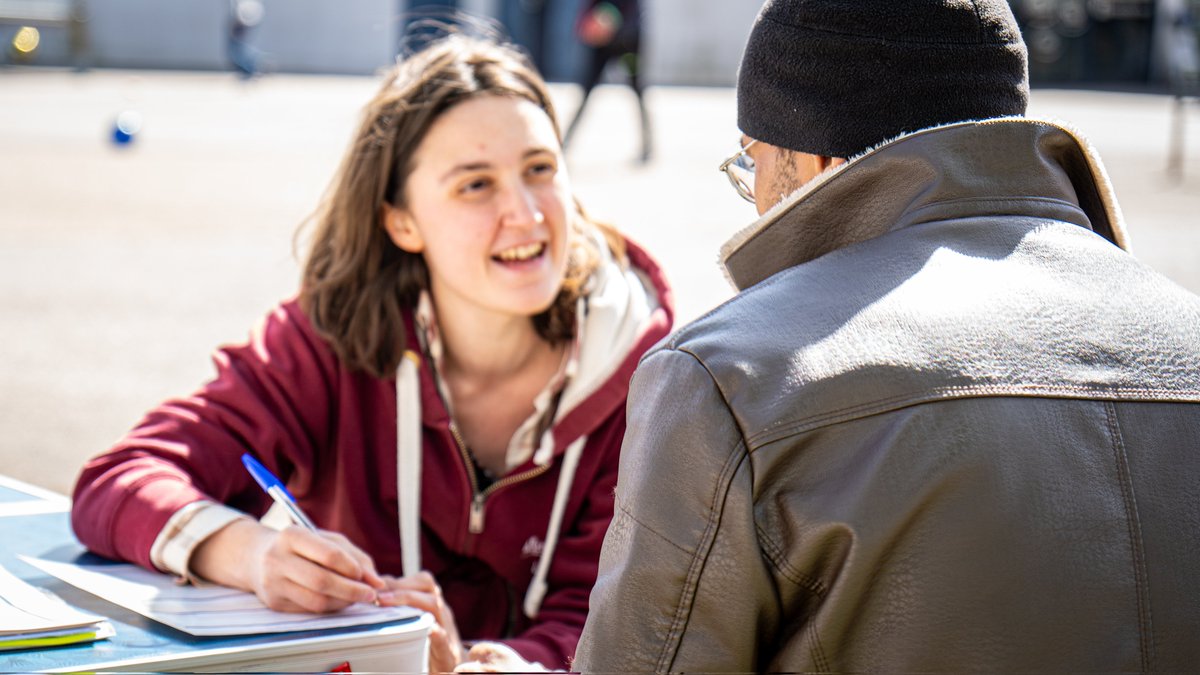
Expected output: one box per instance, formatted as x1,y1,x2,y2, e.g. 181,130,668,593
0,475,431,673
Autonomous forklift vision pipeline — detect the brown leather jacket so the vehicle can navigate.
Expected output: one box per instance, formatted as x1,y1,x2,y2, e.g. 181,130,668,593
575,119,1200,672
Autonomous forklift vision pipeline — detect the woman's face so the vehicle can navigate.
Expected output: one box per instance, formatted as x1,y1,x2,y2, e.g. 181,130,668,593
385,94,572,325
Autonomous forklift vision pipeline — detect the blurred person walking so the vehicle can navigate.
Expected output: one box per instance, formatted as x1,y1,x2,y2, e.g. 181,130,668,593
1163,0,1199,85
576,0,1200,671
227,0,264,79
563,0,652,163
1164,0,1199,176
500,0,551,71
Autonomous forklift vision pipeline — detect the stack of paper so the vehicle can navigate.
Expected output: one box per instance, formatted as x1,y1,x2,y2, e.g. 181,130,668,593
0,563,114,651
22,556,422,637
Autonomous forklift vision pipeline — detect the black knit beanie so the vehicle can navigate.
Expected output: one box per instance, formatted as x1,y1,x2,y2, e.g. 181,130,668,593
737,0,1029,158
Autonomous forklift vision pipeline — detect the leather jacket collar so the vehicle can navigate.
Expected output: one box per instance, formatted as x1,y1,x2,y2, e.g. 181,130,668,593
721,118,1130,291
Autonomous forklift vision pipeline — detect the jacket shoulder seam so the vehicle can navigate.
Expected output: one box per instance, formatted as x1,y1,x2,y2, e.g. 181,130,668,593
656,438,751,671
675,347,755,443
1105,402,1155,669
745,385,1200,449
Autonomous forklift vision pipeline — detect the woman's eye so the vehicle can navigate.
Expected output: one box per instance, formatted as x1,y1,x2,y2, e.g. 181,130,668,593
460,177,491,194
527,161,556,178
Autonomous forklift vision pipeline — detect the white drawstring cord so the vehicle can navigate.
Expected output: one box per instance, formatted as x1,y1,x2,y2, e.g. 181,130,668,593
523,435,586,618
396,350,423,578
397,345,586,620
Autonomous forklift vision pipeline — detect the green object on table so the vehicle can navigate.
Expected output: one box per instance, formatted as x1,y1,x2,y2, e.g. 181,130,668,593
0,629,105,652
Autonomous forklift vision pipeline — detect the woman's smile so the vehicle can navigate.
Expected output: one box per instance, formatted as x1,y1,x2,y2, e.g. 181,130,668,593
493,241,547,265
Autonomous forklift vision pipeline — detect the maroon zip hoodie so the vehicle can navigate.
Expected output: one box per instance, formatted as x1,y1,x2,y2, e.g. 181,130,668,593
71,239,673,668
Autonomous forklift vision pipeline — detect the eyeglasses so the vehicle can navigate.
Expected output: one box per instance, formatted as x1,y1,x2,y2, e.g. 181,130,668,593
718,138,758,203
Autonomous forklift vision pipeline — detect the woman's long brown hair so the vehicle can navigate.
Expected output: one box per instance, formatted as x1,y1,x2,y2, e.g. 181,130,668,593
299,34,623,379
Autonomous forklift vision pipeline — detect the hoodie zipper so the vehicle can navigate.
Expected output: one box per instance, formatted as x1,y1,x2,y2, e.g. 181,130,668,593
449,422,552,534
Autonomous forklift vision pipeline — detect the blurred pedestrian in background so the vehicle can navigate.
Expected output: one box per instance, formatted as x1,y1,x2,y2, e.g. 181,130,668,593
227,0,264,79
500,0,551,71
401,2,459,41
564,0,652,163
1163,0,1199,83
1164,0,1199,177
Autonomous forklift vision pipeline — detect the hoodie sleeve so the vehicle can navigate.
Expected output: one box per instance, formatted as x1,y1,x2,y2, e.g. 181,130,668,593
70,301,339,571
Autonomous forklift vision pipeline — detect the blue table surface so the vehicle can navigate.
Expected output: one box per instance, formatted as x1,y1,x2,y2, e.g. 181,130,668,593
0,509,419,672
0,482,42,503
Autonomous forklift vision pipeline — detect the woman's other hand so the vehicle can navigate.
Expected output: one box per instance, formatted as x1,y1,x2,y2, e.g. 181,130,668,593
377,572,464,672
191,519,384,613
455,642,549,672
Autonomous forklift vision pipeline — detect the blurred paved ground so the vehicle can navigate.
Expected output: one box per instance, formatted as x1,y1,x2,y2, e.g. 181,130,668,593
2,68,1198,495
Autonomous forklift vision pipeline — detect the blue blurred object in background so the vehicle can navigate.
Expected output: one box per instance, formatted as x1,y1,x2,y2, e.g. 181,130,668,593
110,109,142,146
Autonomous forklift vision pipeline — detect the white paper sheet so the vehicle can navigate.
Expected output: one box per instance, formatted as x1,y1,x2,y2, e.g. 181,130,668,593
0,563,106,635
0,562,114,651
22,556,422,637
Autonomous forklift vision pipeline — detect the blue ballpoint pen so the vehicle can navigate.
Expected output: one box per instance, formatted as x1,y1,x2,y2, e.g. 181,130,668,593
241,453,318,531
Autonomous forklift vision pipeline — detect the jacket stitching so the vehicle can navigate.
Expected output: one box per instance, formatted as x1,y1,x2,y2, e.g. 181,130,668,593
645,347,756,671
899,196,1086,222
909,194,1083,209
745,385,1200,448
808,618,830,673
678,347,755,442
756,524,832,670
1105,402,1155,671
755,524,828,597
656,441,749,672
611,498,693,556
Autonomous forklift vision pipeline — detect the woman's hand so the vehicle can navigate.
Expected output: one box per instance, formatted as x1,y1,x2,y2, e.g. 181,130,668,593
377,572,464,673
191,519,384,613
455,642,549,673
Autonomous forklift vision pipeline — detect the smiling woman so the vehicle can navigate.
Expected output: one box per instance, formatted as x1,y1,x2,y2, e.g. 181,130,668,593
69,32,673,673
384,95,572,337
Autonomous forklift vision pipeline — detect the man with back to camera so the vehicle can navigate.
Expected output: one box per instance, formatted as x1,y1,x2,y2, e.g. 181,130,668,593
573,0,1200,671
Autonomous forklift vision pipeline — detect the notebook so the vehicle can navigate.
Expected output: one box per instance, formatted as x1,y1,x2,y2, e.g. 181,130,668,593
0,562,114,652
22,556,421,636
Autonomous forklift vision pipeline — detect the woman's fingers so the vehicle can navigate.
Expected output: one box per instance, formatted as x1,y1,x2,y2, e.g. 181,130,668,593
377,572,464,669
377,571,443,613
191,520,383,613
376,587,439,614
427,624,460,674
381,570,439,593
317,531,386,589
454,642,547,673
259,527,380,608
284,528,374,582
257,575,356,614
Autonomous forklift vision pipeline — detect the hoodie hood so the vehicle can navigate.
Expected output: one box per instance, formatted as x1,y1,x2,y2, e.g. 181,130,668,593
525,232,673,465
537,231,671,455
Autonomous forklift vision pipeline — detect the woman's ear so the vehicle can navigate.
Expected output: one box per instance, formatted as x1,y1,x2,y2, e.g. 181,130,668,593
382,205,424,253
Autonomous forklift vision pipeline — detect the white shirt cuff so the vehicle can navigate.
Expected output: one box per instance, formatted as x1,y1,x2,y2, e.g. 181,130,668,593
149,501,250,579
